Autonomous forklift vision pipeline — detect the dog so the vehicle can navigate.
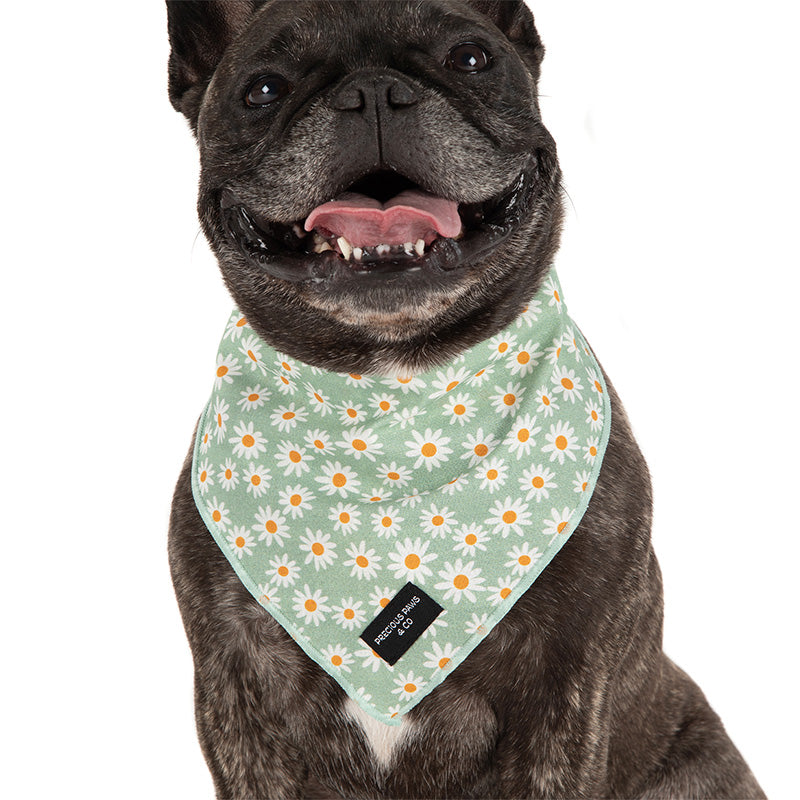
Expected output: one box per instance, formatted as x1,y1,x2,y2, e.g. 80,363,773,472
166,2,765,797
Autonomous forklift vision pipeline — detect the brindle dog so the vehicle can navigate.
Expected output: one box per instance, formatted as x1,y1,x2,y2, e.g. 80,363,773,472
166,2,764,797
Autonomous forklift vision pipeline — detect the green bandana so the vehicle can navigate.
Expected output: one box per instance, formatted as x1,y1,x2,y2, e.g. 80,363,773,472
191,269,610,725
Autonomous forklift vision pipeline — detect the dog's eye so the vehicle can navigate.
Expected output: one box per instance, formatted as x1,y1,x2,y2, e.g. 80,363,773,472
244,74,292,107
445,42,491,73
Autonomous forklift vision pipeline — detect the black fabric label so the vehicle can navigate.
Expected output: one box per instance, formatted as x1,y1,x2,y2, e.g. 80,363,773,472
359,582,443,665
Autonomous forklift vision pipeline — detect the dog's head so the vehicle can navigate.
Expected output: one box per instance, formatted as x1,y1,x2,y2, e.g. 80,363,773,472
167,0,562,373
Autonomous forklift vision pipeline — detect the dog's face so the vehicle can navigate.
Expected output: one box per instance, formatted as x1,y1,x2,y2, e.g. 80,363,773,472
168,0,562,373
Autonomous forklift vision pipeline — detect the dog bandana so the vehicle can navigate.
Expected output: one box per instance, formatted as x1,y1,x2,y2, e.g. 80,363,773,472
191,269,611,725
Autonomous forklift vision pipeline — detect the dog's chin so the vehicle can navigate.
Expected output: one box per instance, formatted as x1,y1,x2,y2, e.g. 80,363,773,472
216,166,539,330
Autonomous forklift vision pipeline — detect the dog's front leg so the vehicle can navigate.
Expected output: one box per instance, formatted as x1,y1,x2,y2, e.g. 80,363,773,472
193,662,307,800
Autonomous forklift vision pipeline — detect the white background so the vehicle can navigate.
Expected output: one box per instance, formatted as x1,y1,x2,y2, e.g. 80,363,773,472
1,1,797,797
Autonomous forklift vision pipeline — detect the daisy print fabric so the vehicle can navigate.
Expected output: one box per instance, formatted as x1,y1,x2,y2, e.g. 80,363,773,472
191,269,611,725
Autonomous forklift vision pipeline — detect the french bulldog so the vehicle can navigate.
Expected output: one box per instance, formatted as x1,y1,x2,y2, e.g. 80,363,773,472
166,1,765,797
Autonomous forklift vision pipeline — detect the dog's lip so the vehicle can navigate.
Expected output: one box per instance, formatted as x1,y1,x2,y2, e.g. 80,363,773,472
219,169,536,285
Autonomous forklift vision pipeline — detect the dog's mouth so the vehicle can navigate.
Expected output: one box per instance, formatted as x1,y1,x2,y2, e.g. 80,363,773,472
220,167,536,284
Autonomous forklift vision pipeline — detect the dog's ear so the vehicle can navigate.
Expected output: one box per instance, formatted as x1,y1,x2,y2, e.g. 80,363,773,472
166,0,263,126
466,1,544,80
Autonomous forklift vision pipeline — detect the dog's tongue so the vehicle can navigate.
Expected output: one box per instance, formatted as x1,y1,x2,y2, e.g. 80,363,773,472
304,189,461,247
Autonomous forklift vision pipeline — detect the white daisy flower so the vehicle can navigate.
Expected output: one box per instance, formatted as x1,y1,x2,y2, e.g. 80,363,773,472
505,543,543,576
267,554,300,587
299,529,337,570
551,364,583,403
358,644,388,673
429,365,471,398
506,414,542,459
237,385,268,412
217,458,239,490
328,502,362,534
275,353,300,378
256,582,280,608
390,404,427,429
405,428,453,471
460,428,501,466
270,403,308,433
487,332,518,361
214,353,241,389
252,506,289,547
224,314,248,340
534,386,560,417
306,383,333,416
478,457,508,493
344,372,375,389
541,420,579,465
399,491,423,508
515,298,542,327
485,496,532,537
377,461,412,489
277,484,315,518
391,671,425,700
573,470,592,494
382,374,426,395
583,437,601,464
229,420,268,459
207,497,231,529
343,541,382,580
491,382,525,418
519,464,557,502
467,364,494,386
369,586,395,611
212,397,230,442
486,575,520,606
274,440,313,477
239,334,268,374
321,644,354,673
451,523,489,556
585,367,605,397
420,615,449,638
543,506,573,537
442,392,477,426
419,505,457,538
441,474,468,495
544,336,563,365
332,598,367,631
545,276,563,313
464,612,488,636
198,427,212,454
196,458,214,495
243,462,271,497
226,526,255,559
338,403,366,426
387,537,438,583
369,392,398,416
585,399,603,432
336,426,383,462
314,461,361,498
423,640,457,671
371,506,403,537
274,370,297,395
304,428,336,455
507,339,542,377
434,559,485,604
564,326,583,362
292,584,330,626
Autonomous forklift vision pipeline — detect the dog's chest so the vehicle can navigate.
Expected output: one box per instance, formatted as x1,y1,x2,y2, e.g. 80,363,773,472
345,698,413,766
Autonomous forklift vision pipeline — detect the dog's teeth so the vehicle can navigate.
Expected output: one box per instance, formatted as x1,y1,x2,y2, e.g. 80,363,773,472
292,223,307,239
313,241,333,253
376,244,390,256
414,239,425,256
403,241,414,255
352,247,363,262
337,237,352,260
313,232,325,246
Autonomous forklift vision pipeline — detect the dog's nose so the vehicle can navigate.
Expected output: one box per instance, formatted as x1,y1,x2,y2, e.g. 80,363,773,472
332,71,418,113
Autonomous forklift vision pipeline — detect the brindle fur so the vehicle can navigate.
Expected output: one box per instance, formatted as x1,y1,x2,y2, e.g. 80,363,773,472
166,1,764,797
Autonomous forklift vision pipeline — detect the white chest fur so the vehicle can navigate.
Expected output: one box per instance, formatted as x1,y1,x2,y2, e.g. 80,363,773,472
344,698,414,767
